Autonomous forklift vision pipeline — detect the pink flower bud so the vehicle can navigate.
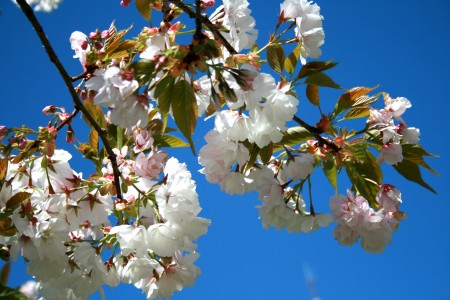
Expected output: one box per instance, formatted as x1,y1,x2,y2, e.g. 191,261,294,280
168,22,182,35
201,0,215,7
66,130,75,144
94,41,104,50
18,138,28,150
80,40,88,50
146,27,159,36
101,30,111,39
42,105,57,115
89,31,98,39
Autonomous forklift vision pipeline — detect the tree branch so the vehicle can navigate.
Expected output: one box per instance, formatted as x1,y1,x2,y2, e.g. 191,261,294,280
56,108,80,131
17,0,124,200
293,115,340,153
170,0,238,55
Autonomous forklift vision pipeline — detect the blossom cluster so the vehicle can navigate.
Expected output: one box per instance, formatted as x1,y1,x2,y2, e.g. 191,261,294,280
0,125,209,299
368,93,420,165
330,186,406,253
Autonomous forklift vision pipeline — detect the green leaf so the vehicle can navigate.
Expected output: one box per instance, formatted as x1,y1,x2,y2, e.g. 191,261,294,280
89,129,99,153
273,126,314,151
305,72,340,89
267,45,285,74
393,160,437,194
0,284,29,300
153,134,189,148
130,61,155,84
297,60,337,79
323,157,338,192
401,144,438,175
171,80,198,154
345,150,382,206
135,0,152,20
284,42,302,74
155,76,176,132
6,192,31,211
306,84,319,106
154,75,175,99
259,143,273,164
342,107,371,120
334,86,377,116
83,100,106,129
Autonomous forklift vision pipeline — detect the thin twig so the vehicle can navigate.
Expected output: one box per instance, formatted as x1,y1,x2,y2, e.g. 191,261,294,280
170,0,238,55
293,115,340,153
194,0,202,39
17,0,124,200
71,70,89,82
56,107,80,131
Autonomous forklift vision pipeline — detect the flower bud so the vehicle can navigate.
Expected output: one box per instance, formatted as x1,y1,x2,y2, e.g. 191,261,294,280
89,31,99,39
101,30,111,40
80,40,88,50
42,105,57,115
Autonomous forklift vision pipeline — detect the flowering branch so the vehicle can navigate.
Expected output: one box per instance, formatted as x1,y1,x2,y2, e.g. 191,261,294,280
170,0,238,54
56,107,80,131
16,0,124,201
293,115,340,153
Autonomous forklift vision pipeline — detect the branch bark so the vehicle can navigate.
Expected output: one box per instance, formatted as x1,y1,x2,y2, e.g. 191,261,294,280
170,0,238,55
293,115,340,153
16,0,124,200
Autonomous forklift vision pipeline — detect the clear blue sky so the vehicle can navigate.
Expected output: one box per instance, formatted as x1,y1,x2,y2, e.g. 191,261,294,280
1,0,449,299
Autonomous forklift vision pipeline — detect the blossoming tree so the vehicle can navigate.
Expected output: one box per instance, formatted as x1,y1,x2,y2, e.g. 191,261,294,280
0,0,437,299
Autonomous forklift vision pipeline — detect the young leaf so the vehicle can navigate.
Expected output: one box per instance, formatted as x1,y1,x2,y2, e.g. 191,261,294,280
89,129,99,153
334,86,377,116
104,24,134,54
394,160,436,193
306,84,320,106
0,158,8,181
305,73,340,89
284,42,302,74
273,126,314,151
6,192,32,210
345,150,382,206
135,0,152,20
342,107,371,120
323,157,338,192
297,60,337,79
267,45,285,74
259,143,273,164
153,134,189,148
401,144,438,175
171,80,198,154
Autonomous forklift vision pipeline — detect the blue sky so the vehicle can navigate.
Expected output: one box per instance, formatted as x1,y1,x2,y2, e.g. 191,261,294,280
1,0,450,299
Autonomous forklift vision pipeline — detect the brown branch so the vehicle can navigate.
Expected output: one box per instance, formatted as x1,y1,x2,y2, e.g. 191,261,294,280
194,0,202,40
17,0,123,201
56,107,80,131
293,115,340,153
170,0,238,55
71,70,89,82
